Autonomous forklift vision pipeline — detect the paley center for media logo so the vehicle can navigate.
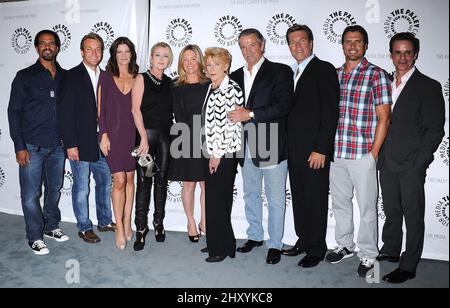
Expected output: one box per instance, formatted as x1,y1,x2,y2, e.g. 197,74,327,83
323,11,357,44
266,13,297,45
384,8,420,39
53,24,72,52
166,18,193,48
0,167,6,189
435,196,449,228
91,21,115,50
11,27,32,54
214,15,242,47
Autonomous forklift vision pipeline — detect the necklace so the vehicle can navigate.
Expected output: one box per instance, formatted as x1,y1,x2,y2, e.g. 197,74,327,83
147,71,162,86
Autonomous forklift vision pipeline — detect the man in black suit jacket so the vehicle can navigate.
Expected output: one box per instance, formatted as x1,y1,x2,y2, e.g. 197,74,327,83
378,32,445,283
229,28,294,265
59,33,115,244
283,25,339,268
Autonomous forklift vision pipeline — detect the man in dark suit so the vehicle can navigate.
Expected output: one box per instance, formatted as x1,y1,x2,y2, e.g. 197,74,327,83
228,28,294,265
283,24,339,268
378,32,445,283
59,33,115,244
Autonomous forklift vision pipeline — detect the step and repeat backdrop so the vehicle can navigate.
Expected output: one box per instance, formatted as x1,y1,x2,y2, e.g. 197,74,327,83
1,0,448,260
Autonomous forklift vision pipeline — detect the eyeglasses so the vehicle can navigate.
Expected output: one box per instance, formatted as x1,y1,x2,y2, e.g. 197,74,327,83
392,50,415,58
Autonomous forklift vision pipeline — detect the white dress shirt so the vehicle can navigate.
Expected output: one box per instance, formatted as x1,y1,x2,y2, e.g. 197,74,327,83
83,62,101,102
392,67,416,110
243,56,265,105
292,54,315,90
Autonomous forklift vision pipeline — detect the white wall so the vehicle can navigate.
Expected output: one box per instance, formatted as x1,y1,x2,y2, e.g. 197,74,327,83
0,0,448,261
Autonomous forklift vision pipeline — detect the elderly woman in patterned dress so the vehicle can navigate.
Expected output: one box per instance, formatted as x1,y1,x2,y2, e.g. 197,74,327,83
201,47,243,262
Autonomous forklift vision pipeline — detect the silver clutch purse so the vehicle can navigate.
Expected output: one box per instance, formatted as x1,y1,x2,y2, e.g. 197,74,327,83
131,147,159,177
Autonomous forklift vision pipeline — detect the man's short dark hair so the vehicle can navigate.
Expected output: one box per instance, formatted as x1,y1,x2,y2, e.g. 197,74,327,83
286,24,314,44
80,32,104,52
389,32,420,55
34,30,61,48
341,25,369,45
238,28,265,45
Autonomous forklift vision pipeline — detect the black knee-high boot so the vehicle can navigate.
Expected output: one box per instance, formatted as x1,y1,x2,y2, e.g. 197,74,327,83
152,172,168,242
134,166,151,251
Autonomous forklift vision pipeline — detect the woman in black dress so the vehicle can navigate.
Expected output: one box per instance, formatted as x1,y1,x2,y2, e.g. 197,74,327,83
169,44,210,242
131,42,174,251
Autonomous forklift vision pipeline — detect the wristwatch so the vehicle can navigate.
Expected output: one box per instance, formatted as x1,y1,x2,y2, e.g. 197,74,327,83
248,111,255,119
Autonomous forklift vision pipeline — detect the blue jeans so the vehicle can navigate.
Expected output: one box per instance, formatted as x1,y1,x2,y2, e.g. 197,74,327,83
242,157,288,249
19,144,65,243
69,155,112,232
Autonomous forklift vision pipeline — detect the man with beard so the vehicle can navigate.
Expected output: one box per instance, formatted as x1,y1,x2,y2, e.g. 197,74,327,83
8,30,69,255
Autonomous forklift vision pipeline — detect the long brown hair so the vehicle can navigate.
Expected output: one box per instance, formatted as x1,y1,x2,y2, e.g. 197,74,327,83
105,37,139,77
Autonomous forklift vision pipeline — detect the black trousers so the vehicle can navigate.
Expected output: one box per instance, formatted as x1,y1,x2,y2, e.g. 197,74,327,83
205,156,238,257
288,158,330,258
135,127,171,231
380,161,426,272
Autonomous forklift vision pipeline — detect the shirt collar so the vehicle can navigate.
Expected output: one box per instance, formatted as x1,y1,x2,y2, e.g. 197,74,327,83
244,56,265,75
212,75,231,93
292,54,315,73
340,57,368,72
83,62,100,77
394,66,416,85
33,59,63,73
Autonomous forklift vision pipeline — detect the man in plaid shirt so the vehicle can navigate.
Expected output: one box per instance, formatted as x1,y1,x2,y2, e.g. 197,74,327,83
325,25,392,278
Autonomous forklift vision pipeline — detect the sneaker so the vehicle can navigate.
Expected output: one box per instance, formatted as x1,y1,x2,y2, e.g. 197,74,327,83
98,222,116,232
44,229,69,242
29,240,49,255
326,247,353,264
357,258,375,278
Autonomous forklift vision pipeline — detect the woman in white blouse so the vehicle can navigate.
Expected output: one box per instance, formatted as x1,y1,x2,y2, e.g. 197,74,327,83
201,47,243,262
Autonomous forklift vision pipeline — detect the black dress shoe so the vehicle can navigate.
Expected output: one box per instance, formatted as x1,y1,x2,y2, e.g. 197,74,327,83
298,254,322,268
205,252,235,263
282,245,305,256
200,247,209,253
237,240,263,253
266,248,281,264
133,227,149,251
383,267,416,283
376,253,400,263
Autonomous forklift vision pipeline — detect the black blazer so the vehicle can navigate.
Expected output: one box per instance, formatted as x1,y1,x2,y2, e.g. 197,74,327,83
58,63,101,162
230,59,294,167
378,69,445,172
287,57,339,162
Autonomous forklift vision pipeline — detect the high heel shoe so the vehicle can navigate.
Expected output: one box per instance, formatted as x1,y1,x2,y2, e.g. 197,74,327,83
198,223,206,236
133,227,149,251
125,229,134,242
115,232,126,251
187,224,200,243
153,221,166,242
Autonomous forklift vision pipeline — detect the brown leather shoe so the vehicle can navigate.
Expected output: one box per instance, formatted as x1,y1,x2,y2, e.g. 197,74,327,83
78,230,101,243
97,222,116,232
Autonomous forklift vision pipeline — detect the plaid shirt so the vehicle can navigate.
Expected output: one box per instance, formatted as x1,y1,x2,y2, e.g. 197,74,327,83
334,57,392,160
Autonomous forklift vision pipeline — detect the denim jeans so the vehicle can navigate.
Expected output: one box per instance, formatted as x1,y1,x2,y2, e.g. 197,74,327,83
69,155,112,232
19,144,65,242
242,157,288,250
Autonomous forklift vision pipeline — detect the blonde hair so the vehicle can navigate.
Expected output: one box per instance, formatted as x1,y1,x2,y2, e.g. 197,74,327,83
150,42,174,68
204,47,232,74
176,44,209,86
